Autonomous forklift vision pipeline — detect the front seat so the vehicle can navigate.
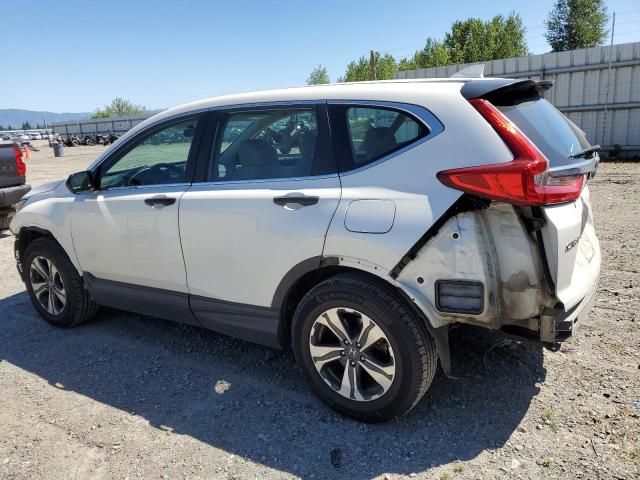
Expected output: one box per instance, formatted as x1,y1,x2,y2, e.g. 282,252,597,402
236,139,283,180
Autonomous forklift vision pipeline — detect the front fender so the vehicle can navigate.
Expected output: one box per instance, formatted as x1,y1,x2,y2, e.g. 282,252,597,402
10,186,79,272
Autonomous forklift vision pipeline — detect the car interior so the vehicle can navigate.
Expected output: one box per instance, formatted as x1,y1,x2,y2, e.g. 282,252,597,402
211,110,318,181
98,122,195,188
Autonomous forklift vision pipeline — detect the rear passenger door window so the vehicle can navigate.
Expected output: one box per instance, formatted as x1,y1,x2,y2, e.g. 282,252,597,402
208,106,335,181
329,104,428,172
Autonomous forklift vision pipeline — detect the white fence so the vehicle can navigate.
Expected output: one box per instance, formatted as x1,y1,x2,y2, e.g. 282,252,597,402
395,42,640,156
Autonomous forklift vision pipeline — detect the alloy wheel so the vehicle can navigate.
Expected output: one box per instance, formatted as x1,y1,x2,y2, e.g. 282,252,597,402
309,307,396,402
29,256,66,315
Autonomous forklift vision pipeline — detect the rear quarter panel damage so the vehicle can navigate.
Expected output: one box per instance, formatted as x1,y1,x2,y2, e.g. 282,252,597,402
395,203,552,329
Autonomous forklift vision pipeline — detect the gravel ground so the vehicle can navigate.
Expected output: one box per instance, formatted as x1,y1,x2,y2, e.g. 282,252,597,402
0,143,638,480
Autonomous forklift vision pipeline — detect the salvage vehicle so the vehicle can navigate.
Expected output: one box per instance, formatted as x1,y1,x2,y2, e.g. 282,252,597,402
11,78,601,421
0,144,30,231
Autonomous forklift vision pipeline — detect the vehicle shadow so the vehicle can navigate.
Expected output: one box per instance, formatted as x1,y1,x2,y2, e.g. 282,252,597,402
0,292,545,479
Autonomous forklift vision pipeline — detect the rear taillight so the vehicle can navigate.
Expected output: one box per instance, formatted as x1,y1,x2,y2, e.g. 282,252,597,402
14,146,26,176
436,99,584,206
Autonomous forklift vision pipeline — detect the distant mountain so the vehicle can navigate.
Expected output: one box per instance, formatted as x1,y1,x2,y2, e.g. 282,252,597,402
0,109,91,129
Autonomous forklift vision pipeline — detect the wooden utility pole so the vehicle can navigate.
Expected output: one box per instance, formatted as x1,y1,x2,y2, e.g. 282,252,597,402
370,50,377,80
602,11,616,147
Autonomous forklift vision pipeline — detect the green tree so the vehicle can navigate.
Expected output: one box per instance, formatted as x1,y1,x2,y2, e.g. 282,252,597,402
444,13,528,64
343,52,397,82
545,0,608,52
92,97,149,119
398,38,451,71
306,65,330,85
21,121,32,130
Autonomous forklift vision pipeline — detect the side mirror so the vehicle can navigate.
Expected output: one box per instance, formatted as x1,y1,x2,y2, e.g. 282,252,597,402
66,171,96,194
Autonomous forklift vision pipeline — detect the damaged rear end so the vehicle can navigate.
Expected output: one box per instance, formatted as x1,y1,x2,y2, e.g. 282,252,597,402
395,79,601,345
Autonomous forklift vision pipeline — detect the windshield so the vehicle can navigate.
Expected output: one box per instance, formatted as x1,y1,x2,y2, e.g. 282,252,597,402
499,99,591,168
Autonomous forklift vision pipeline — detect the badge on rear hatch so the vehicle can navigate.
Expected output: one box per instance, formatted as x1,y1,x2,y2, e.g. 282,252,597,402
565,236,580,252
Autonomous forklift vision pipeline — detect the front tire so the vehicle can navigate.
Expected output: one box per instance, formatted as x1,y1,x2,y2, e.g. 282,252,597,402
24,238,99,327
292,273,437,422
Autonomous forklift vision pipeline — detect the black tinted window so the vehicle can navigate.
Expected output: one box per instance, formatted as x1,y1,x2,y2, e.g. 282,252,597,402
209,107,333,181
498,99,591,168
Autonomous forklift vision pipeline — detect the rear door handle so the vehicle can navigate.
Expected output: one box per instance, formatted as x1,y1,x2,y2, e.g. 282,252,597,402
273,195,319,207
144,196,176,207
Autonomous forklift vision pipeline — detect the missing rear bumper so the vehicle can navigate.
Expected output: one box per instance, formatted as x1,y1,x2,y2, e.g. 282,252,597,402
502,277,598,345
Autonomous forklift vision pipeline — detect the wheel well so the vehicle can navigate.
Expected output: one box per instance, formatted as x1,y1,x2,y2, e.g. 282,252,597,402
16,227,54,257
15,227,56,278
278,265,400,347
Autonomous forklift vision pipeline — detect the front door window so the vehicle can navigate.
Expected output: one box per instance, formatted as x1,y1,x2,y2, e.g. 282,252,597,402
99,119,198,188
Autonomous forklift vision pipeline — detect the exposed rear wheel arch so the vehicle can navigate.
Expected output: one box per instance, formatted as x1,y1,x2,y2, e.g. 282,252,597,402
278,264,359,346
277,262,421,348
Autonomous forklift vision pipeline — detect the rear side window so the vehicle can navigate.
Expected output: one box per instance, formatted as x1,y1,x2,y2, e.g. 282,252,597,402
498,99,591,168
329,104,428,172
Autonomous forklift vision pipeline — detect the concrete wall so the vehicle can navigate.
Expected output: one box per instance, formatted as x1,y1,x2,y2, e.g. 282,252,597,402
396,42,640,156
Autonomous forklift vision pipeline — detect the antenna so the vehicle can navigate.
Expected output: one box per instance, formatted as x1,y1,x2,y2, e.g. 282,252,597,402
602,11,616,149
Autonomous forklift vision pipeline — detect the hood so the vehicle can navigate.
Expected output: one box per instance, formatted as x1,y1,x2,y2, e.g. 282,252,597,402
25,179,64,199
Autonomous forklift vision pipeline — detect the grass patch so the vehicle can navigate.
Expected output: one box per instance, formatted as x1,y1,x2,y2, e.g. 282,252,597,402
542,410,560,432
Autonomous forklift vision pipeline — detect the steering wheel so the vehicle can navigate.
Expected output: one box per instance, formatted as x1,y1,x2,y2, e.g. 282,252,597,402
127,162,183,186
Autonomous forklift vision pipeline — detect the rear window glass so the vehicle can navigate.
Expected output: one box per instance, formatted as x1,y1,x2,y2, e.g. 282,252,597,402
498,99,591,168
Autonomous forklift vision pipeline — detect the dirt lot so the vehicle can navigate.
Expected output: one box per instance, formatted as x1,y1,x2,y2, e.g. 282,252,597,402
0,143,638,480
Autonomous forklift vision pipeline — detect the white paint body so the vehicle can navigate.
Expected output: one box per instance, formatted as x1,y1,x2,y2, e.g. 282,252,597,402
11,79,601,336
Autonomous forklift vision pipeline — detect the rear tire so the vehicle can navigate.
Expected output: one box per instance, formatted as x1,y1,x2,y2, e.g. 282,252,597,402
292,273,437,422
24,237,99,327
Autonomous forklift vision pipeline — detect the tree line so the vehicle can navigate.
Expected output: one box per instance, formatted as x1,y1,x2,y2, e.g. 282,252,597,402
0,121,44,131
307,0,609,85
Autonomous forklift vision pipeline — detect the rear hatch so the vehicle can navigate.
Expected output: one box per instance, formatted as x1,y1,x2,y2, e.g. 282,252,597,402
497,96,600,308
442,80,601,311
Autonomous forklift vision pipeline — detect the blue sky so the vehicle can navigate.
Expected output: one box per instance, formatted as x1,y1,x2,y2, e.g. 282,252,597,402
2,0,639,112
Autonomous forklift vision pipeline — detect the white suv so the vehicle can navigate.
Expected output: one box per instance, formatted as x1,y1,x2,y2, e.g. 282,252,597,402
11,79,600,421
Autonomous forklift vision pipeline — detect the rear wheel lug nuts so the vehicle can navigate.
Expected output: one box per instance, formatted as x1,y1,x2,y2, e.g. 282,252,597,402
340,351,345,356
350,361,356,366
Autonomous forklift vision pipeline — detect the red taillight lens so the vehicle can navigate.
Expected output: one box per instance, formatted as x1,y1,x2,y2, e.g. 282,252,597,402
436,98,584,206
14,146,26,177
